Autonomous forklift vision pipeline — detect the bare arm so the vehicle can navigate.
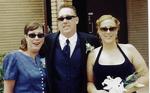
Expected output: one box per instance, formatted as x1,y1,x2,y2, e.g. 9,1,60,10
125,44,149,93
87,50,97,93
4,80,15,93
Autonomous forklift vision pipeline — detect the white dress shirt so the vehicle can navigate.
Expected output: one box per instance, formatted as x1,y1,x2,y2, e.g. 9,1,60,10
59,33,77,57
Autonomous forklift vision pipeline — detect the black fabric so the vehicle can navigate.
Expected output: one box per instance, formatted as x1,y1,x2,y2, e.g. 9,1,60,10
41,32,101,93
53,38,83,93
93,45,136,92
62,39,70,59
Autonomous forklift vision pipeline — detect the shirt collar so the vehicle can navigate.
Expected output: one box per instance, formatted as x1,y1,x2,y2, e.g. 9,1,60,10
59,33,77,47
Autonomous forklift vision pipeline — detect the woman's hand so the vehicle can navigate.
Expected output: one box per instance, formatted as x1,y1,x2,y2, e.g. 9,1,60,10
125,82,145,93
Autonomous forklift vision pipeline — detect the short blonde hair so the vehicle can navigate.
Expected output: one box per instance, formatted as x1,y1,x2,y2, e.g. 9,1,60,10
96,15,120,29
58,4,77,16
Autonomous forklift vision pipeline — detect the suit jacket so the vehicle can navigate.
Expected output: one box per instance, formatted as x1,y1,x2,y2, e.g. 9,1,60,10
41,32,100,93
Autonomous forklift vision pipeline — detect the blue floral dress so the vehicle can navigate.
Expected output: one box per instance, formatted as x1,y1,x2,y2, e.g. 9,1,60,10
3,50,47,93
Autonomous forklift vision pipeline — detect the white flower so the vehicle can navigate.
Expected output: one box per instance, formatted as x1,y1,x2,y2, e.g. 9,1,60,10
85,42,94,53
40,58,46,68
102,76,127,93
102,73,144,93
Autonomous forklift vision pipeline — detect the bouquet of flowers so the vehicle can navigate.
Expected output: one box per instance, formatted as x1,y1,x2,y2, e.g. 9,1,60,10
102,76,126,93
102,72,144,93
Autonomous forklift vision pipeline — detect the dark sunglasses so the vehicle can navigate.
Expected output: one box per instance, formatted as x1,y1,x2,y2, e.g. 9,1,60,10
57,16,76,21
100,27,117,32
28,33,45,38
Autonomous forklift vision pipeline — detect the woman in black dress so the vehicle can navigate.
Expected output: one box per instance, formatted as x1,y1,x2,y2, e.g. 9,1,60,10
87,15,149,93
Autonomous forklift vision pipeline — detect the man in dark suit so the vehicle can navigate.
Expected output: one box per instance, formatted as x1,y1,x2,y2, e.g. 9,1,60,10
42,4,100,93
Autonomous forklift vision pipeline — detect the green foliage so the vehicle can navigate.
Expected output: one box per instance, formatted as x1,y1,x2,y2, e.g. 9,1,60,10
0,53,5,93
0,54,5,64
124,72,140,87
0,65,3,93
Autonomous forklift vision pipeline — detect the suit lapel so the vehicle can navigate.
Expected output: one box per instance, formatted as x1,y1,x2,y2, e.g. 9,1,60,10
45,32,60,93
77,32,86,60
47,32,60,63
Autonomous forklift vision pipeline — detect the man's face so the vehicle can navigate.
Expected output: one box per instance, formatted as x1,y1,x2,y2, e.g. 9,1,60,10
58,7,79,38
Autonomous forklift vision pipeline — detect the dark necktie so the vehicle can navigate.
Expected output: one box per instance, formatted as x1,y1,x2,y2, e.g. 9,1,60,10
63,39,70,59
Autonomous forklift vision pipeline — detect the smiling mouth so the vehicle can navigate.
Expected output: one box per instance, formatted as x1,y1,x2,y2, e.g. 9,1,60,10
104,35,112,37
33,42,41,46
64,26,69,28
63,26,70,30
104,36,114,40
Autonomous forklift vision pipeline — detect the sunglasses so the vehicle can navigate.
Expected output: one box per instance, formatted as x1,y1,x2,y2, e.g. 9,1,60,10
28,33,45,38
57,16,76,21
100,27,117,32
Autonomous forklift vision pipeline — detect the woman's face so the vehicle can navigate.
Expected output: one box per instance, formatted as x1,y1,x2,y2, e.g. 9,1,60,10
98,19,119,44
25,27,44,52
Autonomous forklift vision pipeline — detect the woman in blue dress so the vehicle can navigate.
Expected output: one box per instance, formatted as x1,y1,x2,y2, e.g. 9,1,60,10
87,15,149,93
3,21,47,93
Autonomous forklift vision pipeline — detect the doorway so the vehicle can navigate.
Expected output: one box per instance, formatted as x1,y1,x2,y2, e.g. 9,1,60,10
73,0,128,43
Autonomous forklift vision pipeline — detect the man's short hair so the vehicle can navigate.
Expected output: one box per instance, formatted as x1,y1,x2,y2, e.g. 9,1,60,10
58,4,77,16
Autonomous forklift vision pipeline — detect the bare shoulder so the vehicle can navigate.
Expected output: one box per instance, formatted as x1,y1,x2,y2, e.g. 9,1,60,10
119,44,148,76
119,43,137,51
119,43,133,47
118,44,138,62
88,46,102,65
91,46,102,57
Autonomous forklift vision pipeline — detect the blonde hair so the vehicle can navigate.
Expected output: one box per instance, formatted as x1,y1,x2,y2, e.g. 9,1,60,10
58,4,77,16
96,15,120,29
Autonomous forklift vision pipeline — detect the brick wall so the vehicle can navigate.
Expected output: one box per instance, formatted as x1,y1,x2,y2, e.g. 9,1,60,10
127,0,148,64
127,0,148,92
0,0,44,54
50,0,72,32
